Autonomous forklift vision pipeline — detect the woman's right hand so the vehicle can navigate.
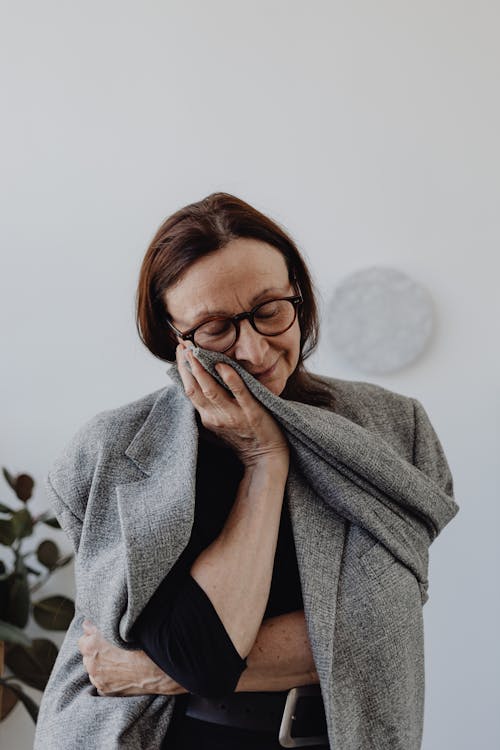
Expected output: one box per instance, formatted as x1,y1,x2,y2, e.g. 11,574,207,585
176,343,290,469
78,621,189,696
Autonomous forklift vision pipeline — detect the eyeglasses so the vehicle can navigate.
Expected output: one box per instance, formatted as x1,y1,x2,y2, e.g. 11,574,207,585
166,280,303,353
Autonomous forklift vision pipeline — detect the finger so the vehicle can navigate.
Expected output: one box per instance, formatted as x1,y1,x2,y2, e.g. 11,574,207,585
214,363,255,409
179,347,230,408
82,631,96,645
176,344,201,398
187,352,242,404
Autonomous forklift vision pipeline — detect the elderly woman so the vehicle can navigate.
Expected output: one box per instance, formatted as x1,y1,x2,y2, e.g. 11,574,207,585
34,192,458,750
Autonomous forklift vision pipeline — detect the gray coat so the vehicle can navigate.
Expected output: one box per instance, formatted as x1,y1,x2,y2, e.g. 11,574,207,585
34,347,459,750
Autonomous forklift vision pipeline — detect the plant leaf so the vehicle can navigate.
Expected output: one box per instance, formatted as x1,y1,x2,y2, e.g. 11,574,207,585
11,508,33,539
15,474,35,503
41,516,61,529
37,540,60,570
0,518,15,545
54,553,73,568
32,595,75,630
25,564,42,576
0,678,39,721
0,502,13,513
4,638,58,692
0,678,19,720
0,568,8,612
0,620,33,646
6,573,30,628
2,467,16,491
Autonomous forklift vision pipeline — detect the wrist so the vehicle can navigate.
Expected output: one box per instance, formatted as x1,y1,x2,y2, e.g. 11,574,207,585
243,452,289,476
134,650,188,695
132,651,165,694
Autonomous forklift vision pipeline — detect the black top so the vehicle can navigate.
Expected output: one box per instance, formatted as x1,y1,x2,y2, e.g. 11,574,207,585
130,414,304,701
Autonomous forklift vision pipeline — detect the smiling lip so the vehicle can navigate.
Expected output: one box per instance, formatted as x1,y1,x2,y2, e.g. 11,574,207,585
254,358,279,378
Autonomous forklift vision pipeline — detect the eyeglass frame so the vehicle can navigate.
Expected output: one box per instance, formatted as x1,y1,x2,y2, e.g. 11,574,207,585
165,278,304,353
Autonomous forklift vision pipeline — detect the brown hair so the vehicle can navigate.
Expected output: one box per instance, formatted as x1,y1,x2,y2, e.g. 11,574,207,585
135,192,335,410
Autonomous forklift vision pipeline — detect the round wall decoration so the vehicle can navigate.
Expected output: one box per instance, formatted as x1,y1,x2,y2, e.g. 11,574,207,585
326,266,434,374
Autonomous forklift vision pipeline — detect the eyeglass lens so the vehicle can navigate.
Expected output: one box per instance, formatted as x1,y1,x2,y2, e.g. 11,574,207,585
193,299,297,352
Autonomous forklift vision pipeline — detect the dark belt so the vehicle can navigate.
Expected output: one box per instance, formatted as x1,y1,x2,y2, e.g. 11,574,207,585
185,684,329,747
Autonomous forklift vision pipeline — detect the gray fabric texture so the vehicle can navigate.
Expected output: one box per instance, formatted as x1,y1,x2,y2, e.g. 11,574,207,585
33,345,459,750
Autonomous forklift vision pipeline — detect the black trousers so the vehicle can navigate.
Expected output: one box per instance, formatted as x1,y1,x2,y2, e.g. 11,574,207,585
162,695,330,750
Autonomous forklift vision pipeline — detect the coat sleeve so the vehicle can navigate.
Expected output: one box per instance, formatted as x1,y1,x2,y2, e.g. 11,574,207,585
33,608,174,749
410,398,455,499
35,417,176,749
409,397,457,604
45,472,84,555
42,412,106,557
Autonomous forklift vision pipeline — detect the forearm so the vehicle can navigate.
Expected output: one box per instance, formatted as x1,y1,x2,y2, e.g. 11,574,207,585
235,609,319,692
189,456,288,658
130,609,317,696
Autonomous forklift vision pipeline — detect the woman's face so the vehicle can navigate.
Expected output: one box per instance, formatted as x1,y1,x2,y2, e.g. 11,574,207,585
164,238,301,396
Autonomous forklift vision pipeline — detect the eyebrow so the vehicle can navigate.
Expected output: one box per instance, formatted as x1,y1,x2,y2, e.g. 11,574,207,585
184,285,290,327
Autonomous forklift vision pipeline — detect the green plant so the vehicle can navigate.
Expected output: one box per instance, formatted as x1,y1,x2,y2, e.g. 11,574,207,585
0,468,75,723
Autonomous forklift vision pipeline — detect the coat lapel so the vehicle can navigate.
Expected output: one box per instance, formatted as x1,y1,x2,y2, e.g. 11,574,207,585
114,383,201,641
285,465,346,721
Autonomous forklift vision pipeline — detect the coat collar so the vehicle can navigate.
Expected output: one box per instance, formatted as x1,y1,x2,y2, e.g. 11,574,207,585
123,377,196,477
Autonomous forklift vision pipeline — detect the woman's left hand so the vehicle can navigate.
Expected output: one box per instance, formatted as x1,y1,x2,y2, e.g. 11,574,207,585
77,620,188,696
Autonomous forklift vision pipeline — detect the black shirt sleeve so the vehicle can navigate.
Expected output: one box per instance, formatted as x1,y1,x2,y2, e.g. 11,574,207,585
131,567,248,699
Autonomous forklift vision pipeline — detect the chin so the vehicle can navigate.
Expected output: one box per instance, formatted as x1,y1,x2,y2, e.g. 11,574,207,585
268,383,282,396
271,374,288,396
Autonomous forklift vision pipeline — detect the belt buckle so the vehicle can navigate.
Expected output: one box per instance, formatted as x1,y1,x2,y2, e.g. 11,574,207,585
278,685,329,748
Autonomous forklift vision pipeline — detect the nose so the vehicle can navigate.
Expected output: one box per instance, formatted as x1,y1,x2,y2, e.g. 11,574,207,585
232,317,271,366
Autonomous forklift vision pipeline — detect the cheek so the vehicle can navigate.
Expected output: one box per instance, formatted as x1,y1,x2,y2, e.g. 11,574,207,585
274,325,301,370
284,322,301,359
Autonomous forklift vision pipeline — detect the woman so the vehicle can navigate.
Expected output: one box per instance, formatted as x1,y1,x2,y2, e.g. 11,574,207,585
34,192,458,750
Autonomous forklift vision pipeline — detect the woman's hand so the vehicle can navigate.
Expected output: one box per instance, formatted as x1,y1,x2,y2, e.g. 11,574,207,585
78,621,189,696
176,343,289,468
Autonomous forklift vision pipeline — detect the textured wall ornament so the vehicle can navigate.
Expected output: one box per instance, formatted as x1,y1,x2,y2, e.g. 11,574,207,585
326,266,434,374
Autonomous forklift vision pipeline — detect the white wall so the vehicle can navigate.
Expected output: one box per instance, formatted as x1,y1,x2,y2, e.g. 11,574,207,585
1,2,498,748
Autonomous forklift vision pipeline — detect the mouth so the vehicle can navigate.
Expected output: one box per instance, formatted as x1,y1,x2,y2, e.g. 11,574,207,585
253,358,280,379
